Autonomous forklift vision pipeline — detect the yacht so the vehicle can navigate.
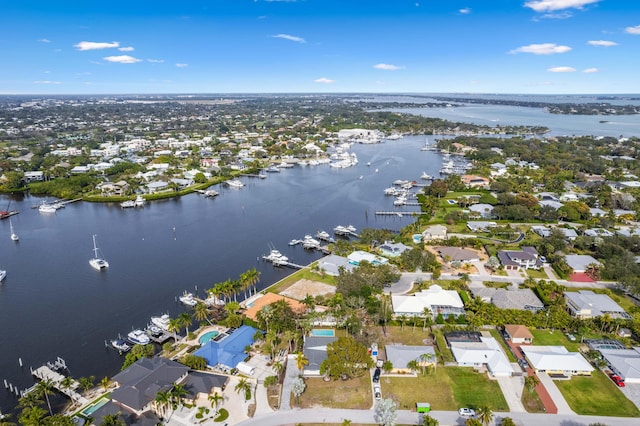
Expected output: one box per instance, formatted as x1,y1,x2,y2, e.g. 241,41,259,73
39,202,57,214
266,166,280,173
302,235,320,249
421,172,433,180
225,179,244,189
150,314,171,331
265,249,288,266
316,230,332,241
89,234,109,270
134,195,146,207
111,339,131,353
0,270,6,282
147,325,163,337
288,239,301,246
179,292,197,307
127,329,150,345
204,190,219,197
10,219,18,241
120,199,136,208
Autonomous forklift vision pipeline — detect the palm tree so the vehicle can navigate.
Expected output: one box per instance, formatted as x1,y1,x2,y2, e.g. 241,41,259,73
207,282,225,304
234,378,252,401
78,376,95,394
100,413,126,426
524,374,539,392
398,314,408,331
59,376,74,392
178,311,193,336
170,384,189,409
101,376,111,391
272,360,284,377
420,352,437,375
194,301,212,325
168,317,182,341
34,379,54,416
17,391,43,410
295,351,309,371
282,329,297,353
422,307,432,331
208,391,224,415
406,359,419,374
153,390,171,419
476,405,494,426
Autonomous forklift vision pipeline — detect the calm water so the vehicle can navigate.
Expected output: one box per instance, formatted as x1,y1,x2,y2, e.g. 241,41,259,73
0,135,443,413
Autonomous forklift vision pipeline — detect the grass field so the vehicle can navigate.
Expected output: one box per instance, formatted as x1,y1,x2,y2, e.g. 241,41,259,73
526,269,548,279
529,329,581,352
267,266,336,293
297,375,372,409
556,370,640,417
521,386,546,413
378,325,433,346
446,367,509,411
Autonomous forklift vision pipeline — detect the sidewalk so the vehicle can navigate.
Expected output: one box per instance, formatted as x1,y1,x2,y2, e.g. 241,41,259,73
279,355,302,411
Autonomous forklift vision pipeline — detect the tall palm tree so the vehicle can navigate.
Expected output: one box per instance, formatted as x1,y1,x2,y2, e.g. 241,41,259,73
168,317,182,341
100,413,126,426
295,351,309,371
170,384,189,409
153,390,171,419
243,267,261,295
208,391,224,414
178,312,193,336
194,301,212,325
207,282,225,304
476,405,494,426
34,379,54,416
422,307,432,331
234,378,252,401
282,329,297,353
272,360,284,377
420,352,437,374
406,359,419,374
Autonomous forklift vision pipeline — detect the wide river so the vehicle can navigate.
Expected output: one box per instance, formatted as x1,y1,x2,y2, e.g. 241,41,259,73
0,135,443,414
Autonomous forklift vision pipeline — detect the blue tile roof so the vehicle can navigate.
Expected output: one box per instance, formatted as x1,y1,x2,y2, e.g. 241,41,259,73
193,325,259,369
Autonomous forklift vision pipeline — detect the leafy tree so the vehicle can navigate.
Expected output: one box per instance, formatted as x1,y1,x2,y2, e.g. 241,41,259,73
374,398,397,426
180,354,208,370
208,391,224,415
263,375,278,387
524,375,539,392
291,377,306,406
320,336,374,380
424,180,448,198
422,415,439,426
500,417,516,426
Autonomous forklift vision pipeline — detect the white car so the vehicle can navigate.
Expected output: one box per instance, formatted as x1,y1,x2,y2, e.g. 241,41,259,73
373,385,381,400
458,408,476,417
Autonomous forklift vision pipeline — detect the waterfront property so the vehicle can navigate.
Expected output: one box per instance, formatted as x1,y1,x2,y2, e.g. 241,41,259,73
242,293,306,321
193,325,259,371
392,285,465,319
302,335,338,376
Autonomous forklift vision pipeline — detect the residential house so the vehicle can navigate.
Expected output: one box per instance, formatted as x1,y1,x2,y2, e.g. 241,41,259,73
97,180,129,197
392,285,465,319
564,255,602,273
347,250,389,266
193,325,259,371
497,246,542,270
146,181,169,193
181,372,229,405
466,221,497,232
468,203,494,219
242,293,306,321
471,288,544,312
23,171,44,183
584,228,614,237
449,337,515,377
599,347,640,384
422,225,448,241
538,199,563,210
565,290,630,319
435,247,480,264
317,254,356,276
461,175,490,189
302,335,338,376
520,346,594,376
504,325,534,344
384,345,436,373
378,241,411,258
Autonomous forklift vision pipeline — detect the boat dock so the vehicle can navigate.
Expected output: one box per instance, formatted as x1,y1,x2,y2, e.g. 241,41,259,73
261,255,304,269
241,173,267,179
30,358,88,404
375,211,426,217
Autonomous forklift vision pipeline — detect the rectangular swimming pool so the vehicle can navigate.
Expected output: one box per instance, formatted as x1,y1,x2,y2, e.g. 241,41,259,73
81,397,109,416
310,329,335,337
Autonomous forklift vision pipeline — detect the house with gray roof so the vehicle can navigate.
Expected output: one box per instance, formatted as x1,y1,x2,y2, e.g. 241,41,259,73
385,345,436,373
436,247,480,263
497,246,541,270
564,254,601,273
600,347,640,384
565,290,631,320
468,203,494,219
379,241,411,258
111,357,189,415
471,288,544,312
302,335,338,376
422,225,448,241
181,372,229,404
466,221,497,232
317,254,355,276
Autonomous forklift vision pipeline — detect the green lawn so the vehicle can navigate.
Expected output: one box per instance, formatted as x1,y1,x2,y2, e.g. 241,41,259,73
526,269,548,279
529,329,581,352
379,325,433,346
521,386,546,413
297,375,372,409
556,370,640,417
266,265,336,293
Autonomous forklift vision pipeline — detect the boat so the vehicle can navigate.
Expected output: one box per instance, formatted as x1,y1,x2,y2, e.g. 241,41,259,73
127,329,150,345
38,202,57,214
264,249,288,266
288,239,301,246
146,325,163,337
89,234,109,271
111,339,131,353
302,235,320,249
134,195,146,207
10,219,18,241
266,166,280,173
0,201,19,220
316,230,332,241
225,179,244,189
367,162,371,166
0,270,6,282
150,314,171,331
120,200,136,208
179,292,197,307
421,172,433,180
204,189,219,197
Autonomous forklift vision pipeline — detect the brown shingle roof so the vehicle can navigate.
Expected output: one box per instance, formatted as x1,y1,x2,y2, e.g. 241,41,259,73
504,324,534,340
243,292,306,321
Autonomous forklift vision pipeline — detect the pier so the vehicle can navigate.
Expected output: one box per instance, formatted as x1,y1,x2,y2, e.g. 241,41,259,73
375,211,426,217
241,173,267,179
30,358,88,404
261,255,304,269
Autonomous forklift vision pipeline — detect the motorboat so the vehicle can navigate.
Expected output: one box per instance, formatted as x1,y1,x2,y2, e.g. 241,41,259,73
127,329,150,345
179,292,197,307
316,230,332,241
10,219,18,241
38,202,57,214
346,225,357,233
288,239,301,246
89,234,109,270
302,236,320,250
0,270,6,282
120,200,136,208
147,325,163,337
264,249,288,266
134,195,146,207
204,190,219,197
225,179,244,189
150,314,171,331
111,339,131,353
266,166,280,173
421,172,433,180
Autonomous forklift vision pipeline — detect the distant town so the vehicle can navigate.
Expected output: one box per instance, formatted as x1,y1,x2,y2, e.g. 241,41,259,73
2,94,640,426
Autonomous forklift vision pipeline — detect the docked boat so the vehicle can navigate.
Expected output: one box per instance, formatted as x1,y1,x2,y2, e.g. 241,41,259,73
264,249,288,266
10,219,18,241
150,314,171,331
302,235,320,249
89,234,109,271
127,329,150,345
316,230,332,241
204,189,219,197
421,172,433,180
134,195,146,207
38,202,57,214
0,270,6,282
225,179,244,189
147,325,163,337
266,166,280,173
288,239,301,246
179,292,197,307
111,339,131,353
120,200,136,208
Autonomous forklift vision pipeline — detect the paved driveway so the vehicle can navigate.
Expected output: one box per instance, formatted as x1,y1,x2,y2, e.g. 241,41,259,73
496,375,526,413
537,373,575,415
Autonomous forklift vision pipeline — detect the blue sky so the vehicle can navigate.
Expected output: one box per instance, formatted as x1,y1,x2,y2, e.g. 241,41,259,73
1,0,638,94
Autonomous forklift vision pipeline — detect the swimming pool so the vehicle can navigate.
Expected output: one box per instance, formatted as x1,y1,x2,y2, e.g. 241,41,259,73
310,329,335,337
81,397,109,416
199,330,220,345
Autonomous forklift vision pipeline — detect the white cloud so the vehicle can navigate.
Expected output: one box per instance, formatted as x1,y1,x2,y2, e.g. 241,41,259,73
33,80,61,85
314,77,335,84
103,55,141,64
509,43,571,54
583,67,599,73
147,59,165,63
118,46,134,52
38,38,51,43
524,0,600,12
459,8,472,14
272,33,306,43
548,66,576,72
176,63,189,68
625,25,640,35
75,41,120,51
373,63,404,71
588,40,617,47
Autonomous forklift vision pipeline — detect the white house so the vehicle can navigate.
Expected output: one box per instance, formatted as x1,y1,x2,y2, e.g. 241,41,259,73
600,347,640,384
564,255,602,273
347,251,389,266
450,337,514,377
422,225,448,241
392,285,465,319
565,290,630,320
520,346,594,376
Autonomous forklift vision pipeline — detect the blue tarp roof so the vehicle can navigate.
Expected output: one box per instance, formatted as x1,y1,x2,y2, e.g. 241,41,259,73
194,325,258,369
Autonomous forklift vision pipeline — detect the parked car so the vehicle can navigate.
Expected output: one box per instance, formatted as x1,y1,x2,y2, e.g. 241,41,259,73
458,408,475,417
518,358,529,369
373,367,381,383
608,373,625,387
373,385,382,400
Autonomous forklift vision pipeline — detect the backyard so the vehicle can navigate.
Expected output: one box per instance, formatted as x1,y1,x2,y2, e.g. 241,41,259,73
528,328,582,352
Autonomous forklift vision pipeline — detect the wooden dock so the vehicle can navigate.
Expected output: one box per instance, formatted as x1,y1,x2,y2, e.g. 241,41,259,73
30,358,88,404
375,211,426,217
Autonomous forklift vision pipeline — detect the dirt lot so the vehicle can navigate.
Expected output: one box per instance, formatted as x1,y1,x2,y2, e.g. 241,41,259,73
279,279,336,300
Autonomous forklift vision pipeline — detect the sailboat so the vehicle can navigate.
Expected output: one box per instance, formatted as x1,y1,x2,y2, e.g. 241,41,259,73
89,234,109,270
10,219,18,241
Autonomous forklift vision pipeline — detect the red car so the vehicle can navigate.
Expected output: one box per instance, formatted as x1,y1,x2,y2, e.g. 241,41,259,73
609,373,625,387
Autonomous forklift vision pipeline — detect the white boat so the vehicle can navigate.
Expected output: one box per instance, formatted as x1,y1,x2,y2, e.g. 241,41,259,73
264,249,288,266
134,195,146,207
266,166,280,173
111,339,131,353
179,292,197,307
204,190,219,197
225,179,244,188
127,329,150,345
288,239,301,246
89,234,109,271
302,236,320,249
120,200,136,208
39,202,57,214
316,230,331,241
10,219,18,241
0,270,6,282
421,172,433,180
150,314,171,331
